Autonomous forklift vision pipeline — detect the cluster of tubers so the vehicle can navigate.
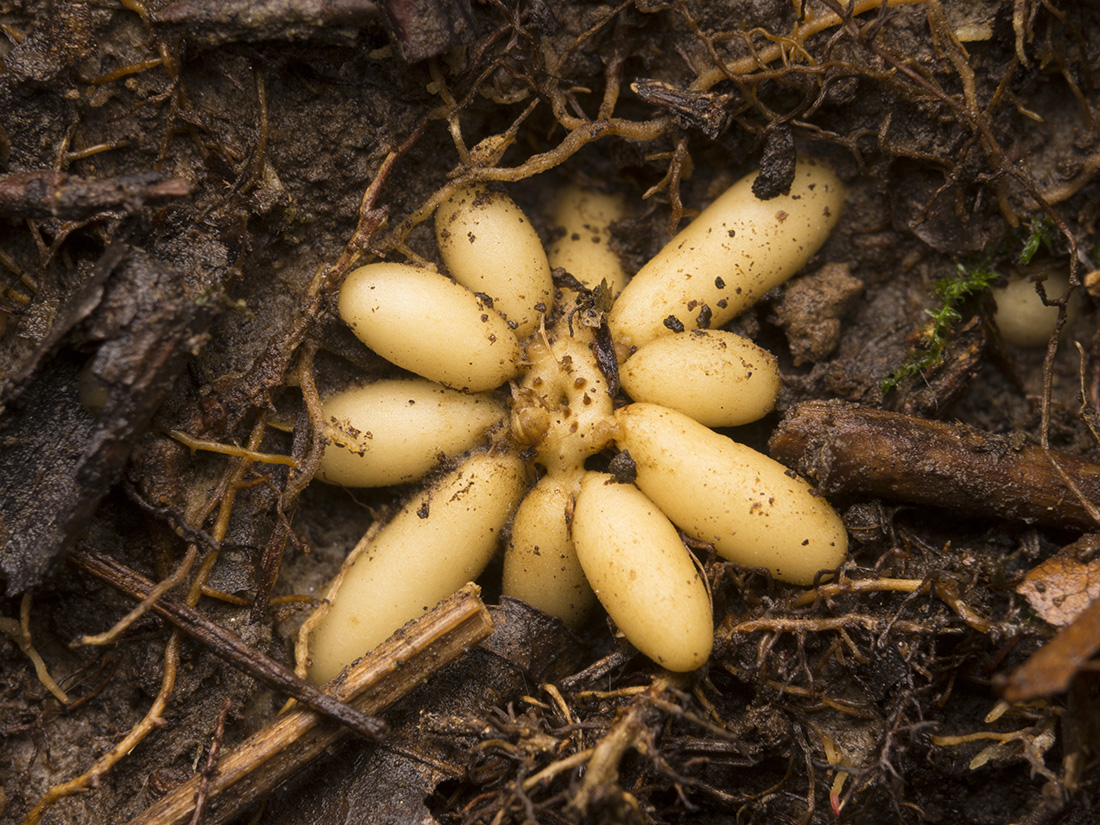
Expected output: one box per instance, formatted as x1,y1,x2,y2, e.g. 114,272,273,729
302,159,849,683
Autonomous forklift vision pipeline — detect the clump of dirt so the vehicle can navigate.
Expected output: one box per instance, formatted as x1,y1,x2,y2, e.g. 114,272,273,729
2,2,1099,824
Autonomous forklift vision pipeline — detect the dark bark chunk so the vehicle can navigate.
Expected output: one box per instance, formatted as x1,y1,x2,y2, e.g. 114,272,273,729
0,248,218,594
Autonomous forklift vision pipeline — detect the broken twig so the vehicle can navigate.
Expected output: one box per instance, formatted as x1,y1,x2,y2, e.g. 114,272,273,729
770,400,1100,530
125,584,492,825
0,171,189,219
70,549,386,740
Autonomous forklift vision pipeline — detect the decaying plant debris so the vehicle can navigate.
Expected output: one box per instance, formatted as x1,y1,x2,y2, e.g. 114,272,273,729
2,1,1100,823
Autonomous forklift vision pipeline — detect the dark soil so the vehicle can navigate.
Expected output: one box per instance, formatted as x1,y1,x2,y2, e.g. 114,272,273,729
2,1,1099,824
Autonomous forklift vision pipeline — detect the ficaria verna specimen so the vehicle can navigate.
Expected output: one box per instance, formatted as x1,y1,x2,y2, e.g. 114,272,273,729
302,158,849,682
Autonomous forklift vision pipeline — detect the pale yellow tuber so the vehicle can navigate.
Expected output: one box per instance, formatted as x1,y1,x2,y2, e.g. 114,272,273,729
619,330,780,427
306,450,527,683
572,472,713,672
435,185,554,338
547,184,628,296
317,379,506,487
608,158,844,350
615,403,847,585
338,262,521,392
502,471,596,628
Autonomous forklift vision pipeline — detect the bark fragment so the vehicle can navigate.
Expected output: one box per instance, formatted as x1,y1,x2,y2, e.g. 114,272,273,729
0,247,220,595
0,171,189,220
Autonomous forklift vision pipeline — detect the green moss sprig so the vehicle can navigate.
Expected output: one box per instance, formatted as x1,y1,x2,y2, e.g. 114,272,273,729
882,261,1000,394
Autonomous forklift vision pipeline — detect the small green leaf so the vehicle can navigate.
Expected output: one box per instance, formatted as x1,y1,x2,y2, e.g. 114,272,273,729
1018,216,1053,266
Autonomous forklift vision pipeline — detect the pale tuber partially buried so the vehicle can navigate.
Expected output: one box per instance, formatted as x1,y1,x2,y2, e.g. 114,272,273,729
306,450,527,684
547,184,629,296
317,379,506,487
992,269,1077,349
615,403,848,586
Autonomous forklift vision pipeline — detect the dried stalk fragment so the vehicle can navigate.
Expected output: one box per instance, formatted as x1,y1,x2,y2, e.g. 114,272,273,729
125,585,492,825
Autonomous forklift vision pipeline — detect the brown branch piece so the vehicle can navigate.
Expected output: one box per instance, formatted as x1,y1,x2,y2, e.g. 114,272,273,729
70,549,386,740
769,400,1100,531
0,171,189,220
125,583,493,825
151,0,382,46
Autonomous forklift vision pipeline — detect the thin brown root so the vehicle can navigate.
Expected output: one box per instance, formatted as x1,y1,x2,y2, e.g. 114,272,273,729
74,546,197,647
0,593,70,704
168,429,299,467
22,634,182,825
